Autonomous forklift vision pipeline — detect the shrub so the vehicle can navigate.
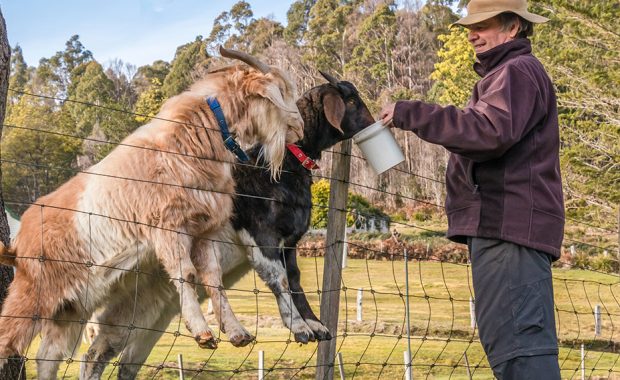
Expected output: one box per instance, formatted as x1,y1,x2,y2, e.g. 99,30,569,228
310,179,389,229
590,255,619,273
571,252,591,270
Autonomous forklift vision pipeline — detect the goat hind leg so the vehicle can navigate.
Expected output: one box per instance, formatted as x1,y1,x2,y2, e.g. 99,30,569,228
116,304,179,380
155,232,216,349
193,238,253,347
0,280,44,367
81,276,180,379
36,317,83,380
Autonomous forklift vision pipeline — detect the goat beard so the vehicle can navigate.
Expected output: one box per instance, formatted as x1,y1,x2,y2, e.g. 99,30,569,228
258,127,286,180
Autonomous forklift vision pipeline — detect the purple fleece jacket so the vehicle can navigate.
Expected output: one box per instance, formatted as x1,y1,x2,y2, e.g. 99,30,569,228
393,38,564,257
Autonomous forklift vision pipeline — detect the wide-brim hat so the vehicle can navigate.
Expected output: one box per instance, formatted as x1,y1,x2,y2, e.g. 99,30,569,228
453,0,549,26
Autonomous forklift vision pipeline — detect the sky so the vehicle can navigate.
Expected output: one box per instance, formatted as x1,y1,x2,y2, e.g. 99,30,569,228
1,0,294,68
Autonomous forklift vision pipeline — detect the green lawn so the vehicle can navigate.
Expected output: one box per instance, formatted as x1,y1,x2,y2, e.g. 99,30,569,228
22,256,620,379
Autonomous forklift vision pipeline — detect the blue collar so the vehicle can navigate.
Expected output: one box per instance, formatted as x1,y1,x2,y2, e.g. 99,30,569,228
206,97,249,162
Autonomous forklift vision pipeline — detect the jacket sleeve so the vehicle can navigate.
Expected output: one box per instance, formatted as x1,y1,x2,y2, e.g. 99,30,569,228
393,64,545,162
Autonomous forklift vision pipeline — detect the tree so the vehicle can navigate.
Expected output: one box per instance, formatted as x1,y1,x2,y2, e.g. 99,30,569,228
161,37,209,98
132,60,170,95
46,35,94,98
206,11,232,53
2,96,81,215
420,0,459,36
64,61,137,163
391,1,439,97
134,78,165,123
244,17,285,55
528,0,619,225
0,7,26,378
206,1,255,52
284,0,317,45
65,61,116,137
230,1,253,36
7,45,30,106
105,58,137,109
346,2,397,98
427,26,477,106
305,0,360,74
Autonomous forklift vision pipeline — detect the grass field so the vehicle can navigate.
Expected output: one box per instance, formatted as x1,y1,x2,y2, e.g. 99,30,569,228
20,251,620,379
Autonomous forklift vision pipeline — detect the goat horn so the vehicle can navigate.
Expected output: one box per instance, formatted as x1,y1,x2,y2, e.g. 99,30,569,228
319,70,339,86
219,45,271,74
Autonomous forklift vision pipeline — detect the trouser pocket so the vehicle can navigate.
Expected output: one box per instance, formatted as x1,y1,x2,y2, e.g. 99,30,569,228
511,280,545,335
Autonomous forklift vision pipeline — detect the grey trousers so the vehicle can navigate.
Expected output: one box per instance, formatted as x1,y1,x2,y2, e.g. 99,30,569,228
468,237,561,380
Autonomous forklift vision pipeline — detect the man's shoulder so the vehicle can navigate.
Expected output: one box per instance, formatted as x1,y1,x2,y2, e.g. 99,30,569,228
483,54,549,86
510,53,545,70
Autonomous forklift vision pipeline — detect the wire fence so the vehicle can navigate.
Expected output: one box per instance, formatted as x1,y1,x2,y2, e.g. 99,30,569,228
0,88,619,380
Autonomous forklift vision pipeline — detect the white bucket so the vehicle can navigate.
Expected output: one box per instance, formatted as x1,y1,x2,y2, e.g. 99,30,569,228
352,120,405,175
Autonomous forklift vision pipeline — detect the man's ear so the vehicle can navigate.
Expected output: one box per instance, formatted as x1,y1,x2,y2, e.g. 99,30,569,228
509,19,520,38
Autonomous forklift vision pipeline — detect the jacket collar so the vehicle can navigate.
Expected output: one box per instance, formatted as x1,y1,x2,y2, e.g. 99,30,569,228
473,38,532,77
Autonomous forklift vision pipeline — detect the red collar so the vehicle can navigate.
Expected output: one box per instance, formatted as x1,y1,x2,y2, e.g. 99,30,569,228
286,144,319,170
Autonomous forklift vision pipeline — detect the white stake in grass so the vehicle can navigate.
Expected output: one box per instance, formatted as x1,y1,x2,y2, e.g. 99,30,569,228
337,352,345,380
404,248,412,380
595,304,602,337
342,227,348,269
581,344,585,380
404,350,412,380
357,288,363,322
258,350,264,380
178,354,185,380
469,297,476,329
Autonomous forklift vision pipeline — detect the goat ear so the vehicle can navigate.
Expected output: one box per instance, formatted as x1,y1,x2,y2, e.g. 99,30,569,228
323,92,345,134
259,83,296,113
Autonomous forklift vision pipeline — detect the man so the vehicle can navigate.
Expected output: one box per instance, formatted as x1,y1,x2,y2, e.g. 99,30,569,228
380,0,563,378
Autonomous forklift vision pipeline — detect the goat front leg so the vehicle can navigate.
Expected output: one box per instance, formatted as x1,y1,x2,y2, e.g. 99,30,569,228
154,231,216,349
243,232,314,343
192,237,253,347
284,247,331,341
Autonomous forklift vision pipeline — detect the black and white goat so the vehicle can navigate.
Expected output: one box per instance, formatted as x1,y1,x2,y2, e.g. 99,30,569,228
81,73,374,379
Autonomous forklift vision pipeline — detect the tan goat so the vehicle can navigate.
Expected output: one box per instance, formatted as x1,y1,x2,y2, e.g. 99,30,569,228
0,47,303,379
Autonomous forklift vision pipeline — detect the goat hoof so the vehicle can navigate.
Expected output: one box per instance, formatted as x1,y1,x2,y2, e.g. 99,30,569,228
315,328,332,341
195,331,217,349
294,331,313,344
229,332,254,347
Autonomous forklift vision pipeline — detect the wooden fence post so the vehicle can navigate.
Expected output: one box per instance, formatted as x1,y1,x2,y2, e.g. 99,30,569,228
316,140,352,380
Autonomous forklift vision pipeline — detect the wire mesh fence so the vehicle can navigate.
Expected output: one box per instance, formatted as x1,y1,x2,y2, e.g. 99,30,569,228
0,88,619,380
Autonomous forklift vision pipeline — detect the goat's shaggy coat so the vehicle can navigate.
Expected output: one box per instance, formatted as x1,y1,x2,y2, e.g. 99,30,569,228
80,74,375,379
0,48,303,379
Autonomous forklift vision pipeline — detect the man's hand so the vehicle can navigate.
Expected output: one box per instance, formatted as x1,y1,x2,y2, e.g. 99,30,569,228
379,103,396,127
